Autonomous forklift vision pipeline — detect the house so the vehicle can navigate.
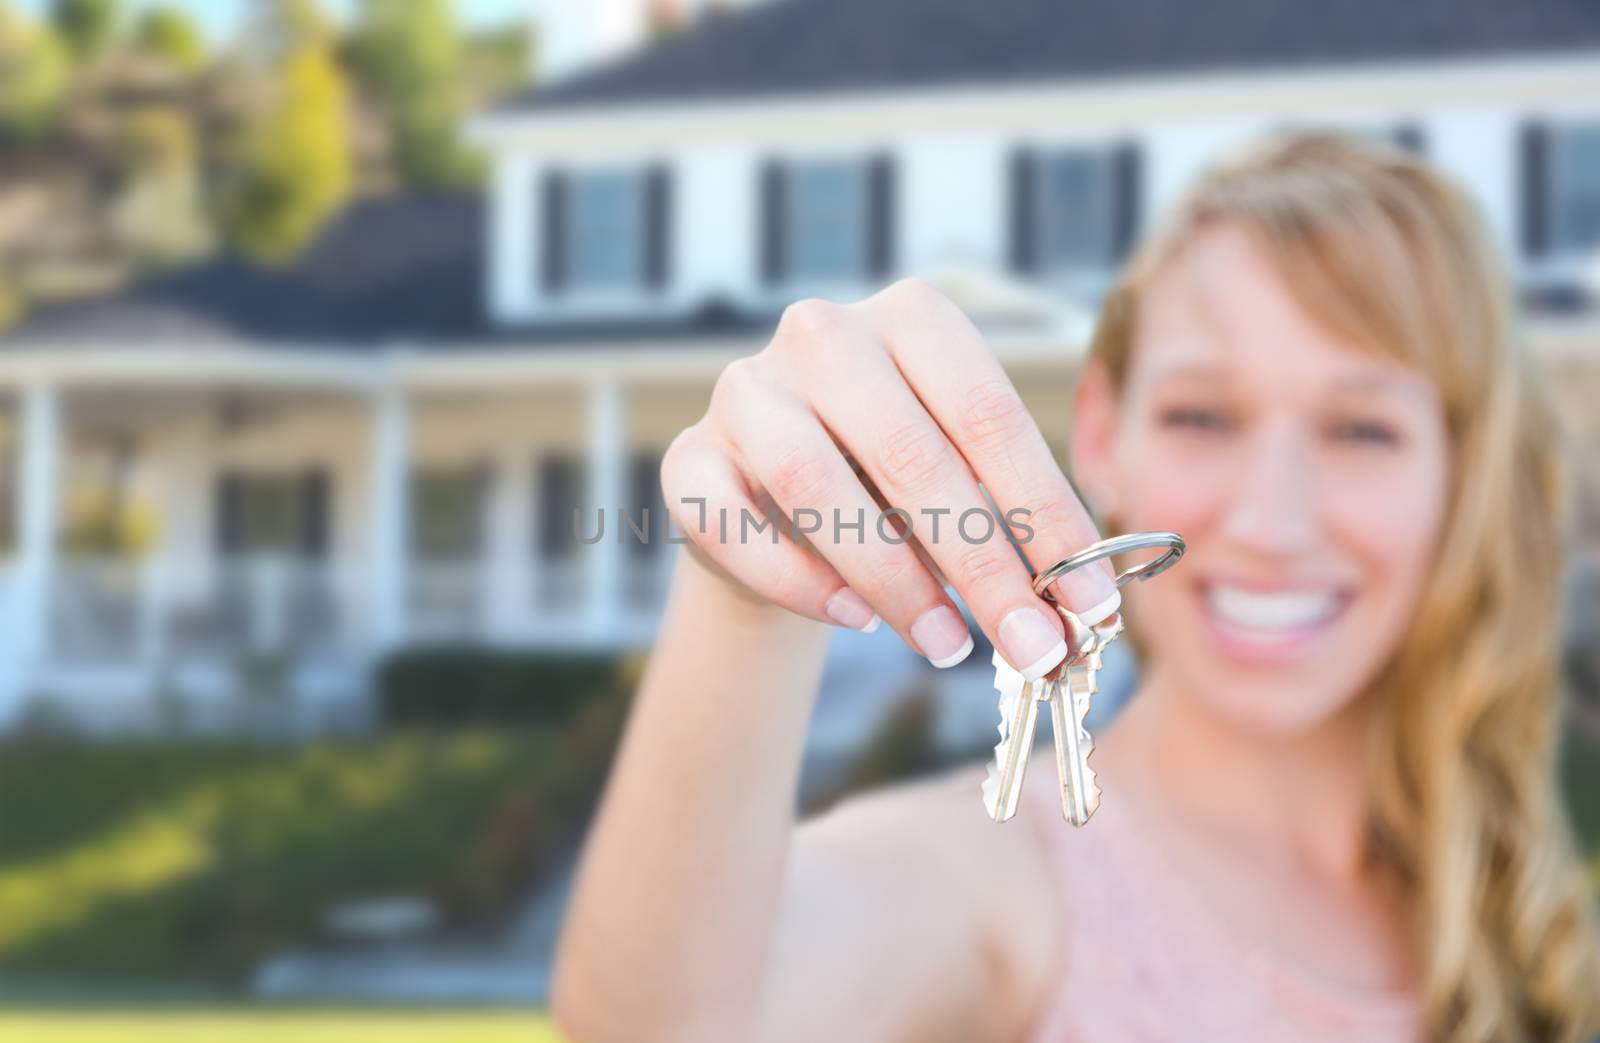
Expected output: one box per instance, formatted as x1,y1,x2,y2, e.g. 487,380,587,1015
2,0,1598,730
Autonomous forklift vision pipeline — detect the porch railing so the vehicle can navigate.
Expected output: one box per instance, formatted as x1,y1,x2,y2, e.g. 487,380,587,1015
51,554,354,667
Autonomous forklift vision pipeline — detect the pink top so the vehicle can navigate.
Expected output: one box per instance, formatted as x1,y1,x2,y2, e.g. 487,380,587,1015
1023,780,1421,1043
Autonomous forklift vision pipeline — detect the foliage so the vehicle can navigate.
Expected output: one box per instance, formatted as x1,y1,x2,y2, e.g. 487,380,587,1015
349,0,478,189
132,5,202,71
0,704,626,981
1561,732,1600,889
378,647,629,729
463,23,531,100
0,1010,563,1041
109,107,213,266
50,0,117,60
221,1,351,265
0,4,68,138
0,267,23,330
243,0,333,59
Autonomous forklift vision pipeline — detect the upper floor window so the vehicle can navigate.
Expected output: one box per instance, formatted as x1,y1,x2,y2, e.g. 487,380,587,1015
1010,141,1141,285
541,165,672,295
1274,122,1425,155
1039,151,1117,272
1522,120,1600,262
760,155,894,286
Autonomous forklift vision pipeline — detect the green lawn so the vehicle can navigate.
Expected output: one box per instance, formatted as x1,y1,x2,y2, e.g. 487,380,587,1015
0,712,622,983
0,1008,565,1041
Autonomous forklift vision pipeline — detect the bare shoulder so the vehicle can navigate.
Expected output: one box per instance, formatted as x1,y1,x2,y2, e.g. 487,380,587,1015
797,763,1065,981
800,763,1054,879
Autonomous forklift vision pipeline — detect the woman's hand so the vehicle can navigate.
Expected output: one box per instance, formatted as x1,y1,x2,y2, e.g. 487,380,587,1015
663,278,1119,680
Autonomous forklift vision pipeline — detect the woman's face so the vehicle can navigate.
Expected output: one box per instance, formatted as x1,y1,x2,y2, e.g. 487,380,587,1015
1073,223,1452,735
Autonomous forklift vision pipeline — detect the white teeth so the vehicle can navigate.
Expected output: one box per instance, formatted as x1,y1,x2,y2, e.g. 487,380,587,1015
1207,585,1340,632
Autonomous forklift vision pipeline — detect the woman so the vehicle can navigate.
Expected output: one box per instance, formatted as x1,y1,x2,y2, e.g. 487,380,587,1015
551,135,1600,1042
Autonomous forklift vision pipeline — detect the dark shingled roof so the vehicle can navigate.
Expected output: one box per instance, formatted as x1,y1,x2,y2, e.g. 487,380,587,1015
4,193,774,350
505,0,1600,112
6,195,490,348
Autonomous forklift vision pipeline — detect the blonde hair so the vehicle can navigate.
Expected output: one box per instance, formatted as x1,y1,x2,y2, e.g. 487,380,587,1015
1088,134,1600,1042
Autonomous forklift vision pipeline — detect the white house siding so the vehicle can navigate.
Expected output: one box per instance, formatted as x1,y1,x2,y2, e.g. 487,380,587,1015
477,54,1600,329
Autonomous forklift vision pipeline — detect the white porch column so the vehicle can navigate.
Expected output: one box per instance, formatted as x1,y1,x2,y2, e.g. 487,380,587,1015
9,382,61,713
585,381,625,638
485,442,531,642
368,385,410,651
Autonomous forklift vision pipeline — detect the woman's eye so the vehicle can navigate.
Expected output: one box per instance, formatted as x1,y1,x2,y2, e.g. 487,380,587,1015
1159,406,1234,433
1328,419,1401,447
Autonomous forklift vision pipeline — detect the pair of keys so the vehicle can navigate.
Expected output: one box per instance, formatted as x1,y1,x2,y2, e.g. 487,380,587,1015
982,532,1185,826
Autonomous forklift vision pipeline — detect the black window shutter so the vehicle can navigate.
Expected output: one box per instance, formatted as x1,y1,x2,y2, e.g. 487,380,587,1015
1008,148,1039,275
644,163,672,290
541,169,568,294
759,159,786,285
215,471,243,554
1110,140,1143,264
1519,120,1551,260
299,467,330,558
866,154,895,280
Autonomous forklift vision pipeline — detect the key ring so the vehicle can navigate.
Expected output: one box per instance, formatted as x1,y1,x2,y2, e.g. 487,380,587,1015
1031,531,1186,601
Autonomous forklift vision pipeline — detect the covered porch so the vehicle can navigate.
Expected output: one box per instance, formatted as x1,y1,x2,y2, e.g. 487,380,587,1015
0,348,704,732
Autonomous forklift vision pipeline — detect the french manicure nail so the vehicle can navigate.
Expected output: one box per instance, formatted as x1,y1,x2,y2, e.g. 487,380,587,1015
825,587,880,632
1051,565,1121,626
912,605,974,668
999,606,1069,680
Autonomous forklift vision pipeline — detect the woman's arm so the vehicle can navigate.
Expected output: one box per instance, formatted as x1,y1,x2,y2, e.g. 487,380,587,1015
552,280,1116,1042
553,551,1060,1043
551,548,831,1042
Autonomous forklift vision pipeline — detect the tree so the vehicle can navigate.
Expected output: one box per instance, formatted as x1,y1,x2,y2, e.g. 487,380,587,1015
350,0,476,189
111,108,212,265
222,0,350,263
0,3,67,138
51,0,117,60
133,5,203,71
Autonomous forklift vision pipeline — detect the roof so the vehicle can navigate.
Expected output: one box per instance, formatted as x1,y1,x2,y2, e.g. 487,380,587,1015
505,0,1600,113
5,195,490,348
4,193,777,351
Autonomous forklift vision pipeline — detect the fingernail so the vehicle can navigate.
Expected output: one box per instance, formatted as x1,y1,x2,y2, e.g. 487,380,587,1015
998,606,1068,681
825,587,880,632
1050,566,1121,626
912,605,973,668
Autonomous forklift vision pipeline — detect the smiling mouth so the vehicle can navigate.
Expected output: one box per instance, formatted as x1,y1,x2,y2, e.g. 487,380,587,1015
1203,583,1349,644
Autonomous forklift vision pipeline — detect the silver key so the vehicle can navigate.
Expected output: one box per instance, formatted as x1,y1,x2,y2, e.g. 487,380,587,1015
1047,612,1123,826
984,610,1121,825
980,531,1185,826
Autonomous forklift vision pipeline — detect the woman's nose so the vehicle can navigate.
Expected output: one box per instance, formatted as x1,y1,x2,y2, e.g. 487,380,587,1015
1220,423,1321,556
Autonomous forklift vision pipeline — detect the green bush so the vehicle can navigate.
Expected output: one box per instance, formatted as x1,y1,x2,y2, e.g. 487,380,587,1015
377,646,626,728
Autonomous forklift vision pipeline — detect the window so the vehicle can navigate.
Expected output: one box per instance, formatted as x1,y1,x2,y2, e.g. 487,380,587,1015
1038,150,1116,273
214,469,328,558
541,166,672,294
760,155,894,285
568,171,644,289
1551,123,1600,256
410,464,486,559
626,450,664,561
535,455,587,562
787,161,868,282
1010,142,1140,282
